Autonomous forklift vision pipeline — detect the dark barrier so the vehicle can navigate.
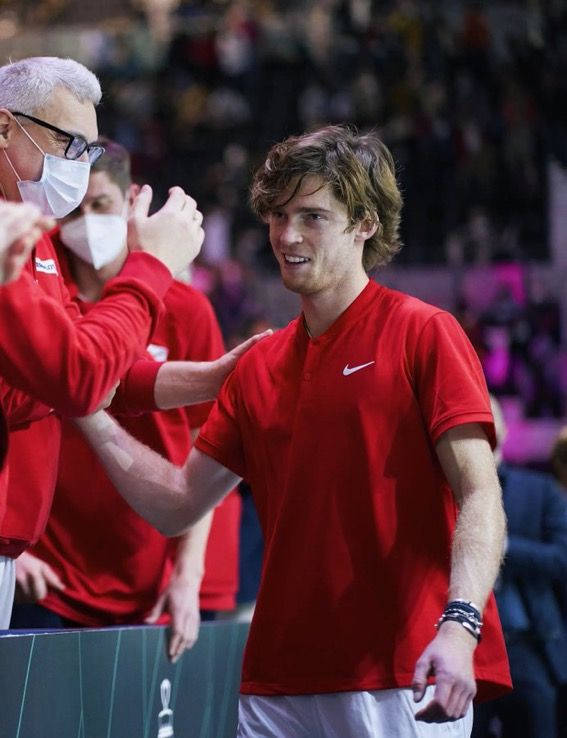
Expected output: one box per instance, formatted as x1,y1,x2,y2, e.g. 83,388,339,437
0,621,248,737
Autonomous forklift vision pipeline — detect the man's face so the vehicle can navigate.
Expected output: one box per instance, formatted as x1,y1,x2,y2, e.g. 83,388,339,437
0,85,98,200
267,175,368,297
64,170,126,221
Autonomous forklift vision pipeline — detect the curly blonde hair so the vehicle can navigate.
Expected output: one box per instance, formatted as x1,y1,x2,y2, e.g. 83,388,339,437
250,125,403,271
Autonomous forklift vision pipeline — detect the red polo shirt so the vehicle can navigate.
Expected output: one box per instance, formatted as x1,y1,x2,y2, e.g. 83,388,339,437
196,279,511,700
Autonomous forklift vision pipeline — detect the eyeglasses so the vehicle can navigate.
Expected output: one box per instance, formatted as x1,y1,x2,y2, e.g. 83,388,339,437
10,112,105,164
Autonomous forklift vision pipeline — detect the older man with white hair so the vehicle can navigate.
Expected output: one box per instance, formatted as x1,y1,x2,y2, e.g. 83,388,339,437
0,57,264,628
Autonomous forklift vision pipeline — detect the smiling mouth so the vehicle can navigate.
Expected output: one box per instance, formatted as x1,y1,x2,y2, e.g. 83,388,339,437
283,254,310,264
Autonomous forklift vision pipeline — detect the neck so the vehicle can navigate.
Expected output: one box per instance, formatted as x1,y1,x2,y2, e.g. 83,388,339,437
302,271,369,338
67,250,128,302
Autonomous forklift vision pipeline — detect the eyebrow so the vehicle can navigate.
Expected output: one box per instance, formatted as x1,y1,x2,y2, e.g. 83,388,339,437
49,125,95,145
85,194,112,205
272,206,333,214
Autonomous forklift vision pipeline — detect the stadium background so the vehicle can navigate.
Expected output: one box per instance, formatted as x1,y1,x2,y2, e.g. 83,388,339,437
1,1,566,736
2,0,564,463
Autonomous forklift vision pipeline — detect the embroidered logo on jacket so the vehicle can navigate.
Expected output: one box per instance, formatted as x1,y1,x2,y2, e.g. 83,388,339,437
34,257,58,275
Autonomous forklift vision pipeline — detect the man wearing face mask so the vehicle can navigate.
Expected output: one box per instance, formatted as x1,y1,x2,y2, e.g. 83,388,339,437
0,57,266,628
10,139,242,663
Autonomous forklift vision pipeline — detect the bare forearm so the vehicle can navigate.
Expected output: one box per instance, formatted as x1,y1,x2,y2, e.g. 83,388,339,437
449,480,506,609
437,425,507,611
75,410,197,534
153,330,273,410
75,411,240,537
154,361,224,409
174,511,214,585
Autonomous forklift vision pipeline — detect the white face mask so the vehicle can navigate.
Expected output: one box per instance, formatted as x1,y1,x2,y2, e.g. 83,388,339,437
59,213,127,269
4,119,91,219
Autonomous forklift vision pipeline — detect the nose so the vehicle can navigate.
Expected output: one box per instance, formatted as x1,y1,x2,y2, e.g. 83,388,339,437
278,219,303,246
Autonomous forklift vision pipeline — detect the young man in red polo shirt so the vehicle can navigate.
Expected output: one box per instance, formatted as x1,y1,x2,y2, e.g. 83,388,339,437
75,126,511,736
10,139,241,662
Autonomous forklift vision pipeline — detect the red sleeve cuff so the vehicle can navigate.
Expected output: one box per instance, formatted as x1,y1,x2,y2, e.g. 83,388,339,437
113,252,173,300
431,412,496,449
112,359,162,415
194,435,246,479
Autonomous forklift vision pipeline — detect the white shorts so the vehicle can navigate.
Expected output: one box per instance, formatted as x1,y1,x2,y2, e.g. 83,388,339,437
0,555,15,629
238,686,473,738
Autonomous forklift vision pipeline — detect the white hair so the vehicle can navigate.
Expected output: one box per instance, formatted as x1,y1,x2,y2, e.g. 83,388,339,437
0,56,101,115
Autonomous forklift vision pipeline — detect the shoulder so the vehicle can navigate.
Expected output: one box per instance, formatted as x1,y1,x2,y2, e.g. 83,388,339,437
165,280,213,310
376,284,445,326
234,320,299,373
164,281,217,321
375,284,459,342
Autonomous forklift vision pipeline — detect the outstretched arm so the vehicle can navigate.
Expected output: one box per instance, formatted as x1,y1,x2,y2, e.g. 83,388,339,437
153,331,272,409
75,410,241,535
412,423,506,723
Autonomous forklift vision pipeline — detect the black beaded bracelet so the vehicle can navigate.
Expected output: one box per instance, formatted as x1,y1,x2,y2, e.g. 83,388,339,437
436,600,483,642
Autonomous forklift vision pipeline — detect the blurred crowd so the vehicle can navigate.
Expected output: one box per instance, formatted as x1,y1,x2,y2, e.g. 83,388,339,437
70,0,566,420
87,0,566,264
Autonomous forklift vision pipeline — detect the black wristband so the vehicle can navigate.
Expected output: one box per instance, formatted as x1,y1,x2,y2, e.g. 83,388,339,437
436,600,483,642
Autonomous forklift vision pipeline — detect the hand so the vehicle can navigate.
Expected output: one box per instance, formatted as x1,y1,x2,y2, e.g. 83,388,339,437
15,551,65,603
0,201,55,284
210,329,273,394
127,185,204,276
412,621,477,723
144,574,201,663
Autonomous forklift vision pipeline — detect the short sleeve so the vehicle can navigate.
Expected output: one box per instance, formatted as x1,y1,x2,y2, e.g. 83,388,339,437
194,368,247,479
411,312,495,447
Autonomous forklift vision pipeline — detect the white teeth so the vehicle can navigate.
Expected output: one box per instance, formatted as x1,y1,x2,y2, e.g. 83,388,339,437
284,255,309,263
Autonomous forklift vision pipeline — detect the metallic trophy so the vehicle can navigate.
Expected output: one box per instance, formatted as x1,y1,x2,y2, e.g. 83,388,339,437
157,678,174,738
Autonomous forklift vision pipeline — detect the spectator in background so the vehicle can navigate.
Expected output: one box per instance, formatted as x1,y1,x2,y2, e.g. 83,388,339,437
10,139,241,662
472,397,567,738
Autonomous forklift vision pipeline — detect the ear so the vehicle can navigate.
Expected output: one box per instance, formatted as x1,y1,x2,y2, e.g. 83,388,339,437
0,109,16,150
354,215,379,244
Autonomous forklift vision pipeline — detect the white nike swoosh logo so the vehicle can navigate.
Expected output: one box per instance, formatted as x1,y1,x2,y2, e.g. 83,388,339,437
343,361,375,376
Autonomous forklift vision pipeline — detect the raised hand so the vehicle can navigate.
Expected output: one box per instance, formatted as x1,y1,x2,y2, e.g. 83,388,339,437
127,185,204,276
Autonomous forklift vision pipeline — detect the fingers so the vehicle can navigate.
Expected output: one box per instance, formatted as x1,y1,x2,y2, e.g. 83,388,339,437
168,611,199,663
230,330,274,359
411,654,430,703
42,563,65,592
415,679,475,722
143,593,166,625
28,569,49,601
15,555,64,602
129,184,153,221
28,562,65,601
161,186,194,215
168,631,186,664
193,208,203,227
